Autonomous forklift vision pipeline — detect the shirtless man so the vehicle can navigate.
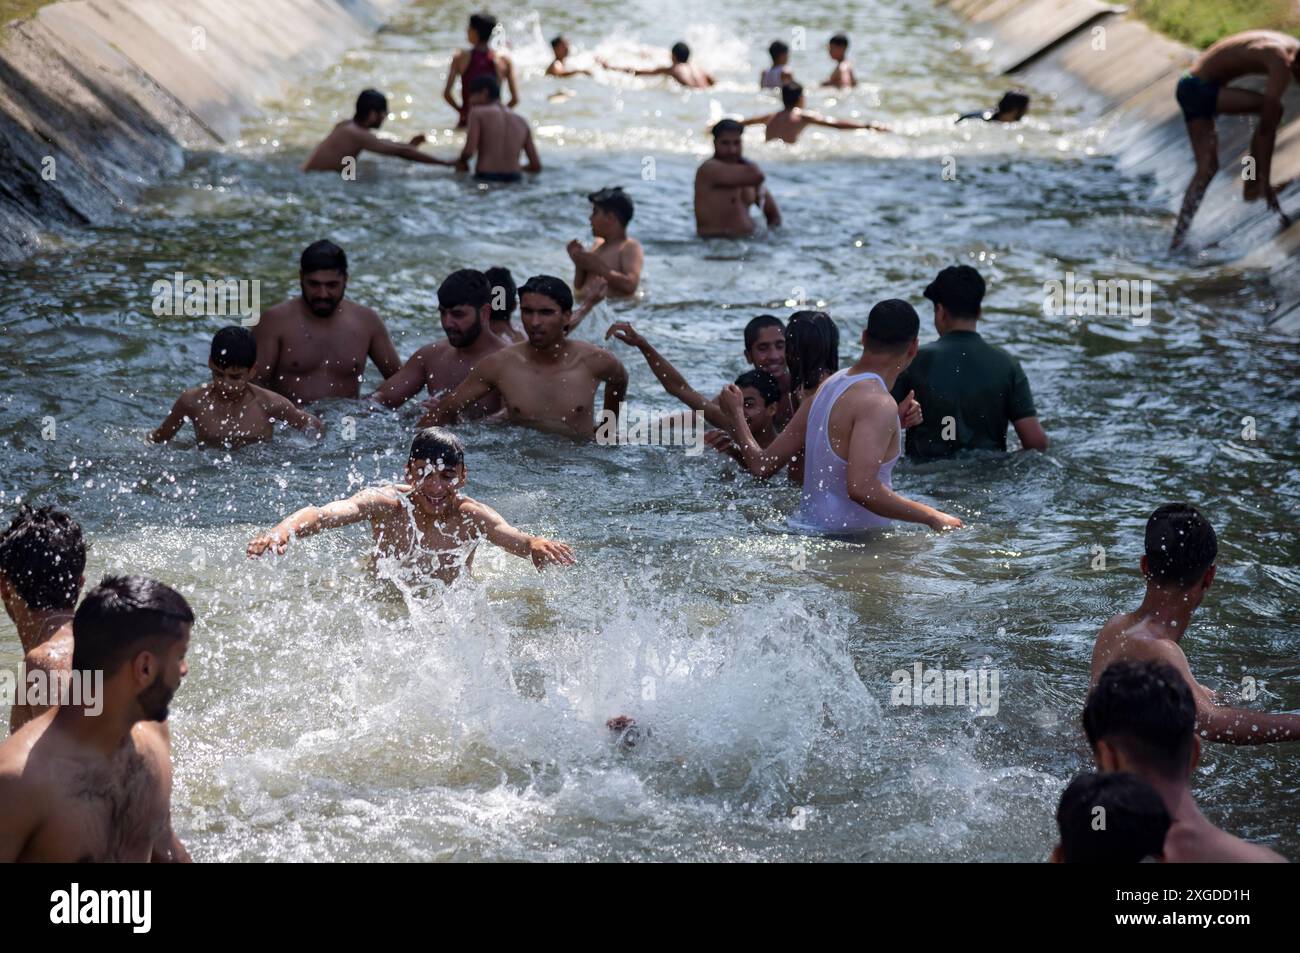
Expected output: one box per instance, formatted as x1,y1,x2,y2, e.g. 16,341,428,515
1090,503,1300,744
718,300,954,533
457,76,541,183
419,275,628,439
247,427,574,584
741,82,889,144
445,12,519,128
569,187,643,298
600,42,714,89
823,34,855,88
547,35,592,77
302,89,449,173
1084,660,1287,862
1171,30,1299,249
695,119,781,237
0,506,85,734
153,326,324,446
0,575,192,862
252,241,402,404
369,270,505,419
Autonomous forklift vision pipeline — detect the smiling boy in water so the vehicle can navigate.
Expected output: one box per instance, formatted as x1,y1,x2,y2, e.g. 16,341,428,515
151,326,323,448
246,427,574,584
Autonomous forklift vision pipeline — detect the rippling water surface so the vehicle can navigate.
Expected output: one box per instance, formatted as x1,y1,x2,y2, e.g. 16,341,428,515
1,0,1297,861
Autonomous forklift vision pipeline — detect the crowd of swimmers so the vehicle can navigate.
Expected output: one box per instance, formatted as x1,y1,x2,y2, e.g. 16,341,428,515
2,11,1299,863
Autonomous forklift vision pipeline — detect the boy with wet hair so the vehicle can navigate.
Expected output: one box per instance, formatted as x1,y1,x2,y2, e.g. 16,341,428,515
823,34,855,88
761,40,793,89
302,88,450,172
1090,503,1300,745
152,326,323,447
247,427,574,583
547,35,591,77
600,42,715,89
741,82,889,144
0,505,87,732
1050,772,1170,863
569,186,643,299
369,269,507,418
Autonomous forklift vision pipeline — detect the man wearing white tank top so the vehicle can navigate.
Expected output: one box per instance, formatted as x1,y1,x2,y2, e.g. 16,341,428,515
720,299,963,534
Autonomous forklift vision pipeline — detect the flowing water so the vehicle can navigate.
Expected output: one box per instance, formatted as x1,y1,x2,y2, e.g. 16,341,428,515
1,0,1297,861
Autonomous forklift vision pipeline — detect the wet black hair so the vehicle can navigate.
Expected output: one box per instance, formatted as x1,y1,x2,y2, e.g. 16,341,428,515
1084,661,1196,782
550,35,565,50
1056,772,1170,863
0,505,86,611
865,299,919,354
829,34,849,48
786,311,839,391
744,314,785,352
409,426,465,469
769,40,789,60
996,90,1030,114
72,575,193,676
519,274,574,312
210,326,257,369
1144,503,1217,589
588,186,634,226
438,269,491,311
735,369,781,406
671,42,690,63
923,265,985,319
469,13,497,43
781,82,803,109
712,118,744,138
483,266,517,319
300,240,347,275
469,74,501,102
354,89,387,122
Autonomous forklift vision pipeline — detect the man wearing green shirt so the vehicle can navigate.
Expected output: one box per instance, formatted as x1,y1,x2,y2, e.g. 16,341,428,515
891,266,1048,458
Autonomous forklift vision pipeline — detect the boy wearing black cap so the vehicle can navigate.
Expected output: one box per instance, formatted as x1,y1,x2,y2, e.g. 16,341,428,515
568,187,643,299
890,265,1047,458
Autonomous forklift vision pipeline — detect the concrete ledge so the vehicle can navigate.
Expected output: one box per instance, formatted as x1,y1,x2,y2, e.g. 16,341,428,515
965,0,1121,74
0,0,407,260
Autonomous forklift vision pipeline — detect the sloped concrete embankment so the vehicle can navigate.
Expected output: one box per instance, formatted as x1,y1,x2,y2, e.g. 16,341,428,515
941,0,1300,332
0,0,407,261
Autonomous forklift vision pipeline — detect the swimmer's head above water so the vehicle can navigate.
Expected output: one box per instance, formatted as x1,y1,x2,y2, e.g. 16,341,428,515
744,314,788,380
518,274,574,349
0,504,86,616
1085,660,1197,785
786,310,839,391
924,264,984,331
353,88,387,129
407,427,467,512
468,74,501,108
769,40,789,67
1052,771,1170,863
1143,503,1217,596
208,326,257,399
671,42,691,64
781,82,804,110
550,35,569,60
587,186,634,237
437,269,492,349
299,240,348,318
468,12,497,46
956,89,1030,124
863,299,920,359
734,369,781,431
711,118,745,161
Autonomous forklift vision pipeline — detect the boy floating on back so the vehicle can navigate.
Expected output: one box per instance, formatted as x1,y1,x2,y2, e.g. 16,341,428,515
152,326,323,447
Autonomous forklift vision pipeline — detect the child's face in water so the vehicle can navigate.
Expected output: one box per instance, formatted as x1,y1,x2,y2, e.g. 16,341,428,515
208,361,252,399
741,387,776,431
405,458,466,513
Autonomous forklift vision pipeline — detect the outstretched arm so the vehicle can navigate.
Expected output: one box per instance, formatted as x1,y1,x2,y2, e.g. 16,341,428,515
605,322,729,429
806,113,890,132
465,500,576,569
417,363,495,428
1156,641,1300,744
356,129,453,165
246,488,391,556
369,350,430,409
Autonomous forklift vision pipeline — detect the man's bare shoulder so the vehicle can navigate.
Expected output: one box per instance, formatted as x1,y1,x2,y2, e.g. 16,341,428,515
1166,821,1287,863
24,632,73,673
258,299,302,330
0,711,56,775
249,383,296,411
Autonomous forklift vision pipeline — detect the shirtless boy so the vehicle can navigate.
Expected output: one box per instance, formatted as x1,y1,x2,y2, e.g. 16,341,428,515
823,34,855,88
742,83,889,144
419,275,627,439
247,427,575,584
695,119,781,237
0,575,193,862
457,75,541,182
302,89,449,173
569,187,643,298
369,270,506,419
1084,660,1288,861
547,36,592,77
153,326,323,446
253,241,402,403
1090,503,1300,744
445,12,519,128
1171,30,1299,248
600,42,714,89
0,505,85,733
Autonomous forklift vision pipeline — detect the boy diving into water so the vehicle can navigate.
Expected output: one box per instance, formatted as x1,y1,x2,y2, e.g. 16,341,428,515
246,428,575,584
